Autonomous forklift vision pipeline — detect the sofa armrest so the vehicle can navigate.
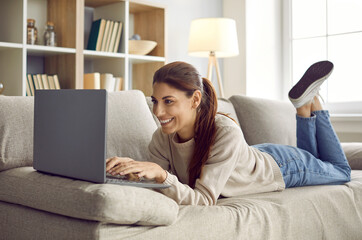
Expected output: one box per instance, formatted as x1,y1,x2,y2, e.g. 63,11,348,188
341,142,362,170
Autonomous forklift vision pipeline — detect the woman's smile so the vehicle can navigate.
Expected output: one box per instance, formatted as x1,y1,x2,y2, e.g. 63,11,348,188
159,117,175,126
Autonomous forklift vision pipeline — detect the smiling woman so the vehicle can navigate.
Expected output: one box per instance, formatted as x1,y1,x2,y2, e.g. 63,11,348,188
151,62,218,188
106,61,352,206
107,61,218,189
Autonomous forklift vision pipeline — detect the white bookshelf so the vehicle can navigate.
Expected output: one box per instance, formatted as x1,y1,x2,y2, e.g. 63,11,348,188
83,50,126,59
84,0,166,95
0,42,23,49
0,0,166,96
27,45,76,56
129,54,165,63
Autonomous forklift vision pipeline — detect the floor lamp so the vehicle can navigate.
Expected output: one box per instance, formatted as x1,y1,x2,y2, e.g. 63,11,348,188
188,18,239,98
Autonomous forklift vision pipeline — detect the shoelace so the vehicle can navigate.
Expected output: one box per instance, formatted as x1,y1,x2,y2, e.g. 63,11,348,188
312,89,325,104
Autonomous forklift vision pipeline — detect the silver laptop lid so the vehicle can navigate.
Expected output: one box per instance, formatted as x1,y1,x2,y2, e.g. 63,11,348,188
33,89,107,183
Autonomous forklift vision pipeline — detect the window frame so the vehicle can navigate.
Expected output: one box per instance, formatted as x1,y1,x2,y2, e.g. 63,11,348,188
283,0,362,116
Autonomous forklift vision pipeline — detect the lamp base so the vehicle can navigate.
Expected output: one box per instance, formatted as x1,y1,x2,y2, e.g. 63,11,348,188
207,51,224,98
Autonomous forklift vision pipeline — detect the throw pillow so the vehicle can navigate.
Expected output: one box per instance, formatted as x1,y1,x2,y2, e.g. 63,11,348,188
0,96,34,171
229,95,297,146
0,167,178,226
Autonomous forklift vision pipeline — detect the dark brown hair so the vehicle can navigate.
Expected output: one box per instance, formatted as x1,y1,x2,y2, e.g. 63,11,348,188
153,61,218,188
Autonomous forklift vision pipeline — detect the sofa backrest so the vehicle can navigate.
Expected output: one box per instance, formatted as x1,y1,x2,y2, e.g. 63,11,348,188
0,96,34,171
0,90,157,172
146,94,296,147
229,95,297,146
0,90,297,172
106,91,157,160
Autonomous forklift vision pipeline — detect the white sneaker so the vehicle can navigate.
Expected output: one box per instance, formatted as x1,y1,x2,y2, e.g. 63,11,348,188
289,61,333,108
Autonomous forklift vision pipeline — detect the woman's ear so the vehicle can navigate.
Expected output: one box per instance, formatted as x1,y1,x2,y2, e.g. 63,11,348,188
192,90,202,109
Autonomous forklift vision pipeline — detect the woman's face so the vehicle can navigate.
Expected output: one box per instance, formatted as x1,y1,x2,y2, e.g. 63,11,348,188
151,82,200,142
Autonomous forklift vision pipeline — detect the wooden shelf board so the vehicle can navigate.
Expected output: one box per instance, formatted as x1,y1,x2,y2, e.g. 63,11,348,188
84,50,126,59
85,0,124,8
129,1,162,13
26,45,76,56
129,54,165,64
0,42,23,50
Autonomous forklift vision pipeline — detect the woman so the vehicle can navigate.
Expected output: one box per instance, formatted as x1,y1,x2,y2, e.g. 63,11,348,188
106,61,351,205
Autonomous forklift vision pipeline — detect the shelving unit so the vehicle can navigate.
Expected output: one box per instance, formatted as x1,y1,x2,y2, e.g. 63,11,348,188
0,0,166,96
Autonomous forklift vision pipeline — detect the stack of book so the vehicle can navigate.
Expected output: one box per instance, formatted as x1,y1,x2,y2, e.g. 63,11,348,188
26,74,61,96
87,19,123,53
84,73,123,92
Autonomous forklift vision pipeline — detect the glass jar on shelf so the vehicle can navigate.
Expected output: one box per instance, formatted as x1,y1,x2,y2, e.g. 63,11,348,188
27,19,38,45
44,21,57,47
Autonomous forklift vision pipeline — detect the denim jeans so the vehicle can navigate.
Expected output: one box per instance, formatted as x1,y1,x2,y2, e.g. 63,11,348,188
253,110,351,188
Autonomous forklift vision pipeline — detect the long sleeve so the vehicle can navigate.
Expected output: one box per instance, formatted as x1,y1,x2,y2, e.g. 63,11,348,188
148,128,171,172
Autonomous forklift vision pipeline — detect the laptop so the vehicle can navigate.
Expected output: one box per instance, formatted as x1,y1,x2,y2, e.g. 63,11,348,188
33,89,169,189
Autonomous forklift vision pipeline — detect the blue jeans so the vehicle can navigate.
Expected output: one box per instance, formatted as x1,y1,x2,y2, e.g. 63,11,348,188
253,110,351,188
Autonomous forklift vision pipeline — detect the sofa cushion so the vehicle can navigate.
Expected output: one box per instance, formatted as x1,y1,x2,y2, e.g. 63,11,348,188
106,90,157,160
341,142,362,170
0,167,179,226
217,98,240,126
0,90,157,172
2,170,362,239
0,96,34,171
229,95,297,146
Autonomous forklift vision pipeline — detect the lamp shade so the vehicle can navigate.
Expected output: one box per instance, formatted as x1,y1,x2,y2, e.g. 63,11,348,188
188,18,239,58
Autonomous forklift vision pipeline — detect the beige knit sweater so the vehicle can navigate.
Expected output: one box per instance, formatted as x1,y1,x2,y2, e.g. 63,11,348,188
148,114,285,205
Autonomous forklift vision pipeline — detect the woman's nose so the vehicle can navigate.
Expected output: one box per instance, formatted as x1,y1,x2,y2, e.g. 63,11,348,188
153,104,165,117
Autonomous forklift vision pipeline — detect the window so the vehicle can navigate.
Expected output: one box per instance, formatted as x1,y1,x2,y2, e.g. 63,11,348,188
288,0,362,114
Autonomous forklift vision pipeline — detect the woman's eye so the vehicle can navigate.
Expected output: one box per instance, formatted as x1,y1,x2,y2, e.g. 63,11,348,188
151,99,157,104
165,100,173,104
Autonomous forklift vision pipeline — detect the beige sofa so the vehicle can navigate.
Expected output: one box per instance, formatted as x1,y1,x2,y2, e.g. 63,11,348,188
1,90,362,240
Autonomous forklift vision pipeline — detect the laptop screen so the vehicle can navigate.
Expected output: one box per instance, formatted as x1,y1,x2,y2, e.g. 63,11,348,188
33,90,107,183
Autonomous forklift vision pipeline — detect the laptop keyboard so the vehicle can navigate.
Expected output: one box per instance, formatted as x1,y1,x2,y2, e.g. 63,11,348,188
106,177,145,185
105,174,170,189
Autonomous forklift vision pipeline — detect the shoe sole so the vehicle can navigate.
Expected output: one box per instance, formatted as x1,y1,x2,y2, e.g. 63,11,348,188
289,61,334,101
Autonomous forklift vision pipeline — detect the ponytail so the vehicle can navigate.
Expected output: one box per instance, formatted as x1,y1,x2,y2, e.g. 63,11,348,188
188,78,218,188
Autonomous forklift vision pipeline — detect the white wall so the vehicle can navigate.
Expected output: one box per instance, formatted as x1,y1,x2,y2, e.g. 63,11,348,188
223,0,284,100
223,0,246,97
245,0,283,100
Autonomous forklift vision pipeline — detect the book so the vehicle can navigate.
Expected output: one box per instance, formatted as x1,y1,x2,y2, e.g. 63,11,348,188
53,75,61,89
100,73,115,91
96,19,107,51
47,75,56,90
25,77,31,96
36,74,44,89
87,19,102,51
41,74,49,89
107,21,119,52
27,74,35,96
113,22,123,53
104,21,114,52
114,77,123,91
32,75,39,90
84,72,101,89
101,20,111,52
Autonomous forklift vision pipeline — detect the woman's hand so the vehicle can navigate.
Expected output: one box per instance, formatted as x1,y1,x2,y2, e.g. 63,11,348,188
106,157,167,183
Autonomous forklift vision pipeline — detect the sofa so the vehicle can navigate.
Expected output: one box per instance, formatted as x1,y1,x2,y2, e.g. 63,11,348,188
1,90,362,240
